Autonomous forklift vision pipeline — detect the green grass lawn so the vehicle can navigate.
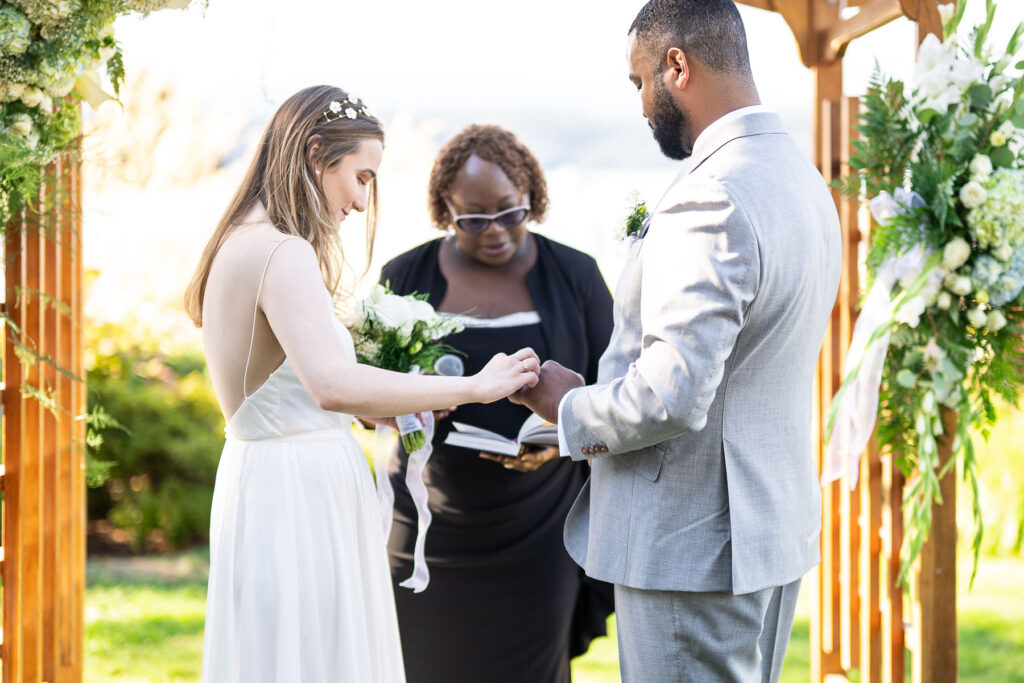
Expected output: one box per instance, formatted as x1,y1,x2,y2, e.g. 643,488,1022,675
86,552,1024,682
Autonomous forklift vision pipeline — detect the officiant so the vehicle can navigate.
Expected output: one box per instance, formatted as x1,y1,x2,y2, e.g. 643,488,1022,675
381,124,614,683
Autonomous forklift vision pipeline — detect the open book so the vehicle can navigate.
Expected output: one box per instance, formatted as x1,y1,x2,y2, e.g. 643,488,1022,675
444,412,559,457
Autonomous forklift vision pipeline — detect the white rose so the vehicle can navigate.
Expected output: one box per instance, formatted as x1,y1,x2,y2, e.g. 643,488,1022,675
10,114,33,137
941,237,971,270
921,279,942,306
967,306,988,328
20,86,44,108
947,275,973,296
990,130,1008,147
895,296,927,328
986,310,1007,332
373,296,415,330
994,244,1014,261
936,291,953,309
406,299,436,324
969,155,993,179
4,83,26,102
959,181,987,209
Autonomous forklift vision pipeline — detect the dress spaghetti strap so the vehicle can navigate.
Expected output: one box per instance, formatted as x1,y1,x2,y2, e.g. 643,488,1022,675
242,236,299,398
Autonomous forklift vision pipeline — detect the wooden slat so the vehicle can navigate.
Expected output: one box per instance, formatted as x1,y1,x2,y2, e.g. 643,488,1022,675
43,161,60,683
882,458,905,682
69,149,86,683
3,206,26,683
912,408,958,683
838,96,862,672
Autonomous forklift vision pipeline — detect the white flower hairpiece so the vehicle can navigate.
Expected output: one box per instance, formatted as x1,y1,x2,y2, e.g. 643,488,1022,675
322,95,375,123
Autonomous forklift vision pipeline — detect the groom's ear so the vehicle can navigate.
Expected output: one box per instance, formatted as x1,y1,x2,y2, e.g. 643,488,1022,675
665,48,690,91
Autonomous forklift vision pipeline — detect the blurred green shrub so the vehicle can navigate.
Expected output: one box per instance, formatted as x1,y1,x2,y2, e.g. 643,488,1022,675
967,402,1024,556
87,322,224,551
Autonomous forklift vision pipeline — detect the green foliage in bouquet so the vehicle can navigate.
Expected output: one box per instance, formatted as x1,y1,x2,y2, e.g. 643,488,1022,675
87,323,224,551
835,0,1024,585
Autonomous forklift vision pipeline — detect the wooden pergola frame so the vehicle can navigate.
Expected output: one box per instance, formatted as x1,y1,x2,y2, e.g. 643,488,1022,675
0,1,959,680
732,1,957,682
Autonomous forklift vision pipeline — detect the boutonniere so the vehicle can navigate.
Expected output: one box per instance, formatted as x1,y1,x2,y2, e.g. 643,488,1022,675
619,198,650,242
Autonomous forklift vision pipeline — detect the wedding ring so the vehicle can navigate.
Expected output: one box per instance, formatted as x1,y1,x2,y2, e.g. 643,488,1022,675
523,361,530,372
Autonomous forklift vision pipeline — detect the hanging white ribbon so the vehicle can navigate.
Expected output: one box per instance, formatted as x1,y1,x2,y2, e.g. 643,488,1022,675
373,411,436,593
823,189,940,489
399,411,435,593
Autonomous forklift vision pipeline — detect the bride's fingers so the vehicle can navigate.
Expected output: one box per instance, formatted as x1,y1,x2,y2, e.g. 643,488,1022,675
510,347,539,363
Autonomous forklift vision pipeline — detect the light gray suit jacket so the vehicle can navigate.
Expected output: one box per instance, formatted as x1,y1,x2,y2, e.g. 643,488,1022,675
560,111,842,595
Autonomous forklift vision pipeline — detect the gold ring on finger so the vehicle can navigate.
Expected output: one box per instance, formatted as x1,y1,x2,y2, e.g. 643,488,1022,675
523,361,529,372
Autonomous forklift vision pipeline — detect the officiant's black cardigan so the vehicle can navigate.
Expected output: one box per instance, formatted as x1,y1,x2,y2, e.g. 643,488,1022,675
380,232,613,385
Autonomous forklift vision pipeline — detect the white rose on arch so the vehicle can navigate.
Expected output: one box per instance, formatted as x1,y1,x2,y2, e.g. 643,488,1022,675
969,154,993,179
967,306,988,328
959,181,988,209
986,310,1008,332
941,237,971,271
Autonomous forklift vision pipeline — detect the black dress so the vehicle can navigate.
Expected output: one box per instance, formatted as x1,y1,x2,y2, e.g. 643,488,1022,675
381,234,615,683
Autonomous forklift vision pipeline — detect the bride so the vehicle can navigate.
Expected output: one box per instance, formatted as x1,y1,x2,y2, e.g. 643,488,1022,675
184,85,540,682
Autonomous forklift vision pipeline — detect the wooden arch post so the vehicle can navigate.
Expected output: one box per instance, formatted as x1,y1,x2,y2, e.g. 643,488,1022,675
733,1,955,681
1,150,87,682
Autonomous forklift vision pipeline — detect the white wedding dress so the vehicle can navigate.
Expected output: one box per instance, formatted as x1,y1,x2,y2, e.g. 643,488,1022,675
202,285,405,682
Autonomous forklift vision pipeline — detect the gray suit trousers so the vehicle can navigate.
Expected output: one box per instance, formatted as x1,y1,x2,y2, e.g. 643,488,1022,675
614,579,802,683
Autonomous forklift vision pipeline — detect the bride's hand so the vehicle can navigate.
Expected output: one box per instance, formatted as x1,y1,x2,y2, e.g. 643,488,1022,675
473,348,540,403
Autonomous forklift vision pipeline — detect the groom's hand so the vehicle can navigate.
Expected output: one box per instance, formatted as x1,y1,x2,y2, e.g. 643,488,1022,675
509,360,584,423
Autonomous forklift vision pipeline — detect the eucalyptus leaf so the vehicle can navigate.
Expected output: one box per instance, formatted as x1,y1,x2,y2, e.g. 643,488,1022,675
991,145,1015,168
918,108,940,126
897,369,917,388
959,112,979,127
968,85,992,109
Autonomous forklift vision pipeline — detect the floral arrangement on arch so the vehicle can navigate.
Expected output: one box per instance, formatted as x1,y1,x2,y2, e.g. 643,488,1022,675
826,0,1024,584
0,0,193,225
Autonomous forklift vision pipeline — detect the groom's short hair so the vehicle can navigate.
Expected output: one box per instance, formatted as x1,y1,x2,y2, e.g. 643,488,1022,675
630,0,752,76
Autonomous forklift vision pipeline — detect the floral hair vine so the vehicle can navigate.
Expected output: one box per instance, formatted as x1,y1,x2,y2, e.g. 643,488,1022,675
321,95,375,123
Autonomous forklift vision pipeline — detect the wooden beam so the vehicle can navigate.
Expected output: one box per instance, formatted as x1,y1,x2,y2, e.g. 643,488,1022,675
822,0,904,62
734,0,776,10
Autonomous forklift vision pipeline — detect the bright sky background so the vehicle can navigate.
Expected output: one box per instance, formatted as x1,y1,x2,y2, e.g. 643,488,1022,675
85,0,1017,344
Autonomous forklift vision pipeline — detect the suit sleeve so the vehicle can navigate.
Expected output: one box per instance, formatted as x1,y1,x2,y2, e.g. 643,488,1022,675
559,179,760,460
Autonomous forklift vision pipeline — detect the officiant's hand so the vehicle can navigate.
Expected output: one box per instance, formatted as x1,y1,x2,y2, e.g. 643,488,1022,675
480,445,560,472
509,360,584,423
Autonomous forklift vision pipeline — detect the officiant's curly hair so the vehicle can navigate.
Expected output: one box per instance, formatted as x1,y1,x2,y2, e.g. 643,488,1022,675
185,85,384,326
427,124,549,230
630,0,752,77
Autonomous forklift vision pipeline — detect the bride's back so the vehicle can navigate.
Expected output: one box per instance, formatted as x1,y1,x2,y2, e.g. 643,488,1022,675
202,217,291,421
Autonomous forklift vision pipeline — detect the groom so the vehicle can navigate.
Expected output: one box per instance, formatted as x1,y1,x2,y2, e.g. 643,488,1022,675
512,1,841,680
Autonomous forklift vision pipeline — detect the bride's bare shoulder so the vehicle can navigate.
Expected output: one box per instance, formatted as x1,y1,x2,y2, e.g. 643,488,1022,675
215,219,313,273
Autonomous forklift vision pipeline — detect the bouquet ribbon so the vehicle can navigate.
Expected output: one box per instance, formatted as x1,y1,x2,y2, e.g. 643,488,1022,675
374,411,435,593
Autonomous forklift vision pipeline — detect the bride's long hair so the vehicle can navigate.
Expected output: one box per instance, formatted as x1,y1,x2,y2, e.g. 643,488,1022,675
184,85,384,327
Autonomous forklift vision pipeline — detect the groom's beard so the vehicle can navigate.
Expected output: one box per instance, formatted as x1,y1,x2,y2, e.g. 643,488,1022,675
650,77,693,161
